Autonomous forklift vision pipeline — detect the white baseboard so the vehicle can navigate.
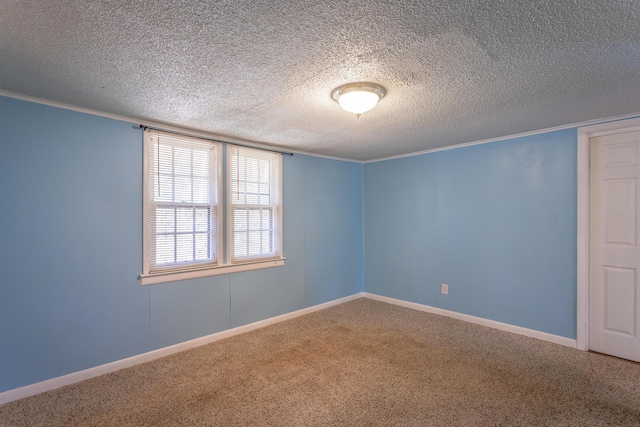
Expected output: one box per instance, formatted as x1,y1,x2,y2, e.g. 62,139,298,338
1,292,577,405
362,293,577,348
0,293,364,405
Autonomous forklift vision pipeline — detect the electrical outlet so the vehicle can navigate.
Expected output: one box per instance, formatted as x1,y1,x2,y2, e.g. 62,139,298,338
441,283,448,295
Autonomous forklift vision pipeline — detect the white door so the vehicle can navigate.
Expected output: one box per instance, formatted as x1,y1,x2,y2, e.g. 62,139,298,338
590,130,640,362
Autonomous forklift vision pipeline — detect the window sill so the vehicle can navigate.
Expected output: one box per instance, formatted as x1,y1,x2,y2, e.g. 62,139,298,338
139,258,286,286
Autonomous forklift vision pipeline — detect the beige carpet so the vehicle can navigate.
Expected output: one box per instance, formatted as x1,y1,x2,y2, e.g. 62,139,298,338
1,298,639,426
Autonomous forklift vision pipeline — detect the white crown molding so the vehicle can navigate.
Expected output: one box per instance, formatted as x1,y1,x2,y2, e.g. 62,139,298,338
364,113,640,164
0,90,362,164
6,90,640,166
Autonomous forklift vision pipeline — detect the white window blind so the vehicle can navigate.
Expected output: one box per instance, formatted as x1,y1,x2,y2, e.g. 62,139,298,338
228,145,282,263
144,130,220,274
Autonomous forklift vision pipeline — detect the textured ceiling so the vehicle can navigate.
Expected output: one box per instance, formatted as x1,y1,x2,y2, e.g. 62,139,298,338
1,0,640,161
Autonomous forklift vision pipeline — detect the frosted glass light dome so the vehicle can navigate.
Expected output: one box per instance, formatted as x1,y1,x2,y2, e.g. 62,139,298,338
332,83,386,118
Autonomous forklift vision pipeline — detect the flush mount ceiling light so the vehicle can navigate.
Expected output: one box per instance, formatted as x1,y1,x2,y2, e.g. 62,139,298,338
331,82,386,118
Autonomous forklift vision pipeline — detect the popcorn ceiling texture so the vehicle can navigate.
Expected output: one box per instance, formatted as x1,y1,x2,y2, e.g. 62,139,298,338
1,0,639,160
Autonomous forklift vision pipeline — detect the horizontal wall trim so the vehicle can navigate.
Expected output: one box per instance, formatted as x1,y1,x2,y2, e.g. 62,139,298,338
362,293,577,348
0,292,364,405
140,258,286,286
0,90,361,164
3,89,640,165
363,113,640,164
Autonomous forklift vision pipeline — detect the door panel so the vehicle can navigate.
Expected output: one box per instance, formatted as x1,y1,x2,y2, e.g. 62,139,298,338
590,131,640,362
602,266,635,335
603,179,636,245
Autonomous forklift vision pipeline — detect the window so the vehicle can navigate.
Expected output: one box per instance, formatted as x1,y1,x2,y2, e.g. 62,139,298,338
228,145,282,263
142,130,284,285
144,131,221,274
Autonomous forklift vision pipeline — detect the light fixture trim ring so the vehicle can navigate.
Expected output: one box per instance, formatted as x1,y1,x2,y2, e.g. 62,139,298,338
331,82,386,103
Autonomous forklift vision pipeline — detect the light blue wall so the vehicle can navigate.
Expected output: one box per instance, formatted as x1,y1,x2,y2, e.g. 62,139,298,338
364,130,577,338
0,93,579,393
0,96,363,393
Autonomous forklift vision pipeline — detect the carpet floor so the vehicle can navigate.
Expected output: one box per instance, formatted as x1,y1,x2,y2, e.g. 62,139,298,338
1,298,639,426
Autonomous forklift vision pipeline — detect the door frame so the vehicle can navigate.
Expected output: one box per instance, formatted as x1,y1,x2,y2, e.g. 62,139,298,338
576,117,640,351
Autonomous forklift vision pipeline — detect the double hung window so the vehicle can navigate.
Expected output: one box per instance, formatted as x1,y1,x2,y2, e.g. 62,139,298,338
228,146,282,263
142,130,283,284
144,131,220,274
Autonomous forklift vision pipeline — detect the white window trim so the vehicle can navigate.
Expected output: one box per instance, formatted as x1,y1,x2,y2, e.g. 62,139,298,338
141,131,285,286
140,257,286,285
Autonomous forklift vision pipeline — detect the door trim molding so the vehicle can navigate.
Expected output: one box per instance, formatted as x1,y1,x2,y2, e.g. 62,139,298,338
576,117,640,351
